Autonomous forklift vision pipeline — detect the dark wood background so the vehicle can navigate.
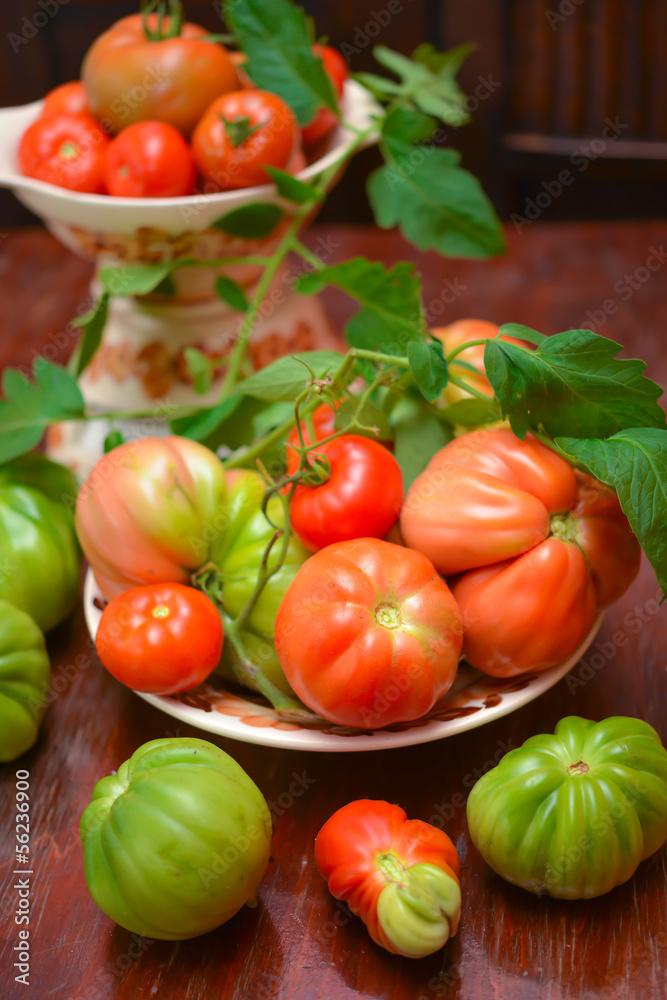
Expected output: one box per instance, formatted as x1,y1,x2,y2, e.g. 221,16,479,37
1,0,666,227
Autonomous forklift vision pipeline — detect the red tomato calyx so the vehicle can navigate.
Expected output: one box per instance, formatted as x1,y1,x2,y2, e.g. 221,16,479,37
151,605,171,620
374,602,402,630
568,759,590,775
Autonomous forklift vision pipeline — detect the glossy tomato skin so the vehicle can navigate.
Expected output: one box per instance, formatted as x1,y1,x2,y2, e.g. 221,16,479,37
301,45,348,146
192,90,298,191
467,716,667,899
18,113,110,193
41,81,90,117
96,583,223,694
210,470,309,698
0,601,50,763
82,14,238,136
75,437,228,600
401,428,578,575
453,538,597,676
80,738,271,939
315,800,461,957
103,120,196,197
274,538,462,728
289,435,404,552
401,428,640,676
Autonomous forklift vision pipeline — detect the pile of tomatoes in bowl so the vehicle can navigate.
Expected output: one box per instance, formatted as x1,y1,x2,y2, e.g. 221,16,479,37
17,9,347,198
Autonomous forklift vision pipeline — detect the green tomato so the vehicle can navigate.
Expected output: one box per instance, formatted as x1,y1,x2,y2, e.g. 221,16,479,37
0,600,50,762
0,453,81,633
212,470,309,696
467,715,667,899
80,738,272,940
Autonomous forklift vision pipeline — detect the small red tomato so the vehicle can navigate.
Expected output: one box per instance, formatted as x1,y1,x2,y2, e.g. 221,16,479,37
41,81,90,118
301,45,348,146
95,583,223,694
18,113,110,193
315,800,461,957
192,90,298,191
103,121,196,198
289,434,403,552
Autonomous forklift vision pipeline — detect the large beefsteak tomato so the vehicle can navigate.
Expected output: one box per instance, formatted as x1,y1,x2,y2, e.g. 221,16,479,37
467,716,667,899
274,538,462,728
400,428,640,676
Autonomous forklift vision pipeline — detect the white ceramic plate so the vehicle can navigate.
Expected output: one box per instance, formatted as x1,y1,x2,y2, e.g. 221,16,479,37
84,569,604,752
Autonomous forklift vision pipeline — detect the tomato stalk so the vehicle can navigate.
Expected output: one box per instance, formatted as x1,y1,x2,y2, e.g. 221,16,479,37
141,0,184,41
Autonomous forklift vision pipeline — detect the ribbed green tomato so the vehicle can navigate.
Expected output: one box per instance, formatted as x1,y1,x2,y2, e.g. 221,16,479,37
467,716,667,899
0,454,81,632
211,470,309,696
0,600,50,762
80,738,272,940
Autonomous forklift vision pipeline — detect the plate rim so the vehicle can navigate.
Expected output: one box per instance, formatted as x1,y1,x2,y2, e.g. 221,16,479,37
83,568,604,753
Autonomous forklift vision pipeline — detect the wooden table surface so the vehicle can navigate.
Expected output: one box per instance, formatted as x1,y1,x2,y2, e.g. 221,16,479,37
0,223,666,1000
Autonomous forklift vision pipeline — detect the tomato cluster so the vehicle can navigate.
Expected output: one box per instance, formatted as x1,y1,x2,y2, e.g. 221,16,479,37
18,12,348,197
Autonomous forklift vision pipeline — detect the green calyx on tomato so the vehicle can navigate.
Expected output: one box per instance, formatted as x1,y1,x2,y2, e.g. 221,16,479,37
466,715,667,899
221,115,266,148
375,860,462,957
80,738,272,939
0,601,50,763
141,0,184,41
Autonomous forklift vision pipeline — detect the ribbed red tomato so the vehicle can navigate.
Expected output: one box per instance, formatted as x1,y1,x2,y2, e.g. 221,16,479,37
274,538,462,728
315,800,461,957
401,428,640,676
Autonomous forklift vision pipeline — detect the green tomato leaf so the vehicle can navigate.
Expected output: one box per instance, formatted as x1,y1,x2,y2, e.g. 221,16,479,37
391,393,453,488
484,330,667,440
439,397,501,426
296,258,424,354
556,428,667,597
498,322,546,346
98,261,175,297
408,341,448,402
373,44,472,126
215,275,249,313
170,393,243,443
223,0,338,125
380,107,438,150
213,203,284,239
0,361,85,463
183,348,213,396
353,72,403,99
237,350,345,401
264,166,323,204
69,291,109,377
367,149,506,260
103,430,125,453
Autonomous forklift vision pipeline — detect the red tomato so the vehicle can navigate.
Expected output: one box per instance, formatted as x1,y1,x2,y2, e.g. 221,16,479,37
274,538,462,728
401,428,641,676
18,113,110,193
95,583,223,695
192,90,298,191
41,81,90,118
82,13,239,136
315,800,461,957
289,434,403,551
103,121,196,197
301,45,348,146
